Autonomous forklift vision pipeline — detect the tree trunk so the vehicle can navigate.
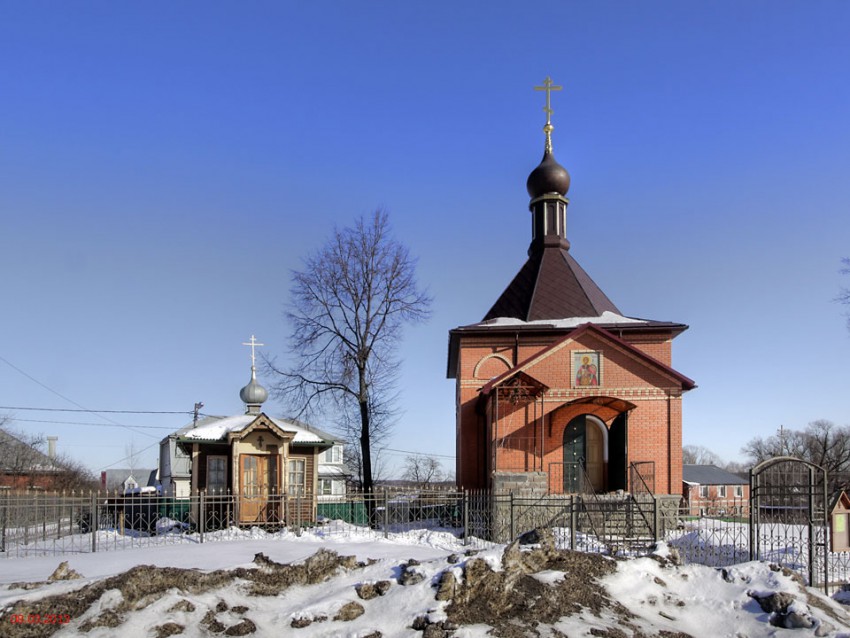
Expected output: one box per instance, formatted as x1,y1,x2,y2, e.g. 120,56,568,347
359,396,377,526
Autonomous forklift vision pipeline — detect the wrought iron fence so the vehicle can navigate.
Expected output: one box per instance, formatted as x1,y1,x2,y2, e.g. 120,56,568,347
0,489,681,558
1,486,846,591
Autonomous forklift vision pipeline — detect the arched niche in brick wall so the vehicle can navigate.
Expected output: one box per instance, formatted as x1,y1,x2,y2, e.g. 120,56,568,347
473,354,512,380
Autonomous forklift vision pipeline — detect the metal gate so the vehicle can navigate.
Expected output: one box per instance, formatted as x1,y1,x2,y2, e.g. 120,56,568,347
750,456,829,590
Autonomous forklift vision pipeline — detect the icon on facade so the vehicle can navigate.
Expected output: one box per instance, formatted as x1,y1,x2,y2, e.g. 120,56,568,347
573,351,601,387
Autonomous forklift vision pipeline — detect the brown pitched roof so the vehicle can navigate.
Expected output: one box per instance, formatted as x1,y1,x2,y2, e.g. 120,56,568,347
483,247,621,321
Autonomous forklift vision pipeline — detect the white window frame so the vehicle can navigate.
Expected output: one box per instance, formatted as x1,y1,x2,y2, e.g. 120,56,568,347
718,485,727,498
699,485,708,498
734,485,743,498
322,445,343,464
288,458,306,496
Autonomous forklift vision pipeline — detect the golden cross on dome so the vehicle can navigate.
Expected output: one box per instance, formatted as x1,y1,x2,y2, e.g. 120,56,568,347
534,76,563,151
242,335,265,369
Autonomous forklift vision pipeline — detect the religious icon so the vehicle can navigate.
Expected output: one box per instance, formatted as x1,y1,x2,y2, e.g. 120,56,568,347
573,352,601,387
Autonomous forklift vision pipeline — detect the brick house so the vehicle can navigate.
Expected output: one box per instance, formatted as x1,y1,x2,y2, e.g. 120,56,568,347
0,429,62,491
682,464,749,516
447,84,695,497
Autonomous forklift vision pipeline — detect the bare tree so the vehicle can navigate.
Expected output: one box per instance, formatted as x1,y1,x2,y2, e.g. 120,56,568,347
742,420,850,491
124,439,143,484
270,210,431,508
341,435,386,491
741,425,806,464
402,455,445,488
682,445,723,466
804,419,850,480
51,455,99,492
0,425,46,477
0,424,97,491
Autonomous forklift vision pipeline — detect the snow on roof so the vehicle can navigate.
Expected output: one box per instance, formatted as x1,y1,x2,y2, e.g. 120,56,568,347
474,311,649,329
318,465,347,477
178,414,326,445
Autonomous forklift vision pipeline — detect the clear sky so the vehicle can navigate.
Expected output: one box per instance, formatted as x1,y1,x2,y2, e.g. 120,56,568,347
1,1,849,477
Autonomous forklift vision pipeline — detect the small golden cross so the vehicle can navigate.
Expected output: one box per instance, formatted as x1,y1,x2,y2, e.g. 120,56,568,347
534,76,563,127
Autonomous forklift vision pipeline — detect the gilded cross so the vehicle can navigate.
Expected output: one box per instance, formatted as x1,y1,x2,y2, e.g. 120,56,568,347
534,76,563,127
242,335,265,368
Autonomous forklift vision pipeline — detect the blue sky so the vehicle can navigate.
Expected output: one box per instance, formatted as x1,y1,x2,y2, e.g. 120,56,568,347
1,2,849,477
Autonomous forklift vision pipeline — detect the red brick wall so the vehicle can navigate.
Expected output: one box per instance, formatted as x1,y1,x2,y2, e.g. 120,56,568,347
0,472,63,491
454,327,687,494
684,483,750,516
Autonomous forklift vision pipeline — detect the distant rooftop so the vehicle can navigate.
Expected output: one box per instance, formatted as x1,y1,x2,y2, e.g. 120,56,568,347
683,464,747,486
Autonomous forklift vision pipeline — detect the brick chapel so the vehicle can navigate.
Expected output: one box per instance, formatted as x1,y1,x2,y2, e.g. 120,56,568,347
447,78,695,497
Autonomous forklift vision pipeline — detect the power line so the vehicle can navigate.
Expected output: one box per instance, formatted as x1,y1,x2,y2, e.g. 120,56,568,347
0,406,192,415
9,417,173,430
98,440,161,472
380,447,455,460
0,355,166,440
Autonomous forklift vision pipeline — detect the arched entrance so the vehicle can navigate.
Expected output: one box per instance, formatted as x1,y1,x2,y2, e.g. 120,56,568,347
563,414,607,493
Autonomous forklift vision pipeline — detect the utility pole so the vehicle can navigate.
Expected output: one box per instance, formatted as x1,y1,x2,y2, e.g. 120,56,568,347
193,402,204,428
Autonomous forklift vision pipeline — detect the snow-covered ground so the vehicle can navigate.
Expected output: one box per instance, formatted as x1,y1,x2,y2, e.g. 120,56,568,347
2,525,850,637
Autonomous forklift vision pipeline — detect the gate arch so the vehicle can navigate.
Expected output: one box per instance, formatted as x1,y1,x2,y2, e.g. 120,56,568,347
750,456,829,588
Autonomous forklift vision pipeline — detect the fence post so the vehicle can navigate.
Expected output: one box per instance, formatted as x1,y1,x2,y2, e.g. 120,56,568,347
383,489,389,538
199,491,205,544
653,495,661,542
748,468,756,562
463,490,469,547
90,492,97,553
821,470,832,596
1,490,7,553
40,493,47,542
570,495,577,551
296,490,302,536
509,492,515,540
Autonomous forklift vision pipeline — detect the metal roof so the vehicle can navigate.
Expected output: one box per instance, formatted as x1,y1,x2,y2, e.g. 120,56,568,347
682,464,748,486
484,248,620,322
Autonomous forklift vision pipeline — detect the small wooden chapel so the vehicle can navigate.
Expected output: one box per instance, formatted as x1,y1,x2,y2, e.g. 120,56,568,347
447,78,695,497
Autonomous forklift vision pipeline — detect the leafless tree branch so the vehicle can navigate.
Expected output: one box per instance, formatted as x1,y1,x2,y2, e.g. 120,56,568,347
268,210,431,500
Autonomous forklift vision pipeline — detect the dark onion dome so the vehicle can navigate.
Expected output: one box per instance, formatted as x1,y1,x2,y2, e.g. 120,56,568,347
239,372,268,406
526,148,570,198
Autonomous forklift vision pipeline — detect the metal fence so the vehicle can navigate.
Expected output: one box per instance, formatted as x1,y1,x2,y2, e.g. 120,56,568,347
1,488,845,590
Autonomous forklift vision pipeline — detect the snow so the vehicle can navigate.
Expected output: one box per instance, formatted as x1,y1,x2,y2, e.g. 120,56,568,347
178,414,325,444
2,527,850,637
476,311,649,328
530,569,567,585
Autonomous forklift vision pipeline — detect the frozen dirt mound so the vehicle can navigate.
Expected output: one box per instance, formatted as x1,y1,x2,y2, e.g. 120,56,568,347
1,549,360,638
3,528,850,637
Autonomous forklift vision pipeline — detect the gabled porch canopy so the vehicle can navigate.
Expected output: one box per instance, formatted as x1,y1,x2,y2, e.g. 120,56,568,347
226,414,295,445
477,369,548,414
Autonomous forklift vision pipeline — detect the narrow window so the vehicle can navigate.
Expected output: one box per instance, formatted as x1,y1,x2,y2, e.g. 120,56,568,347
207,456,227,493
288,458,306,496
322,446,343,464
